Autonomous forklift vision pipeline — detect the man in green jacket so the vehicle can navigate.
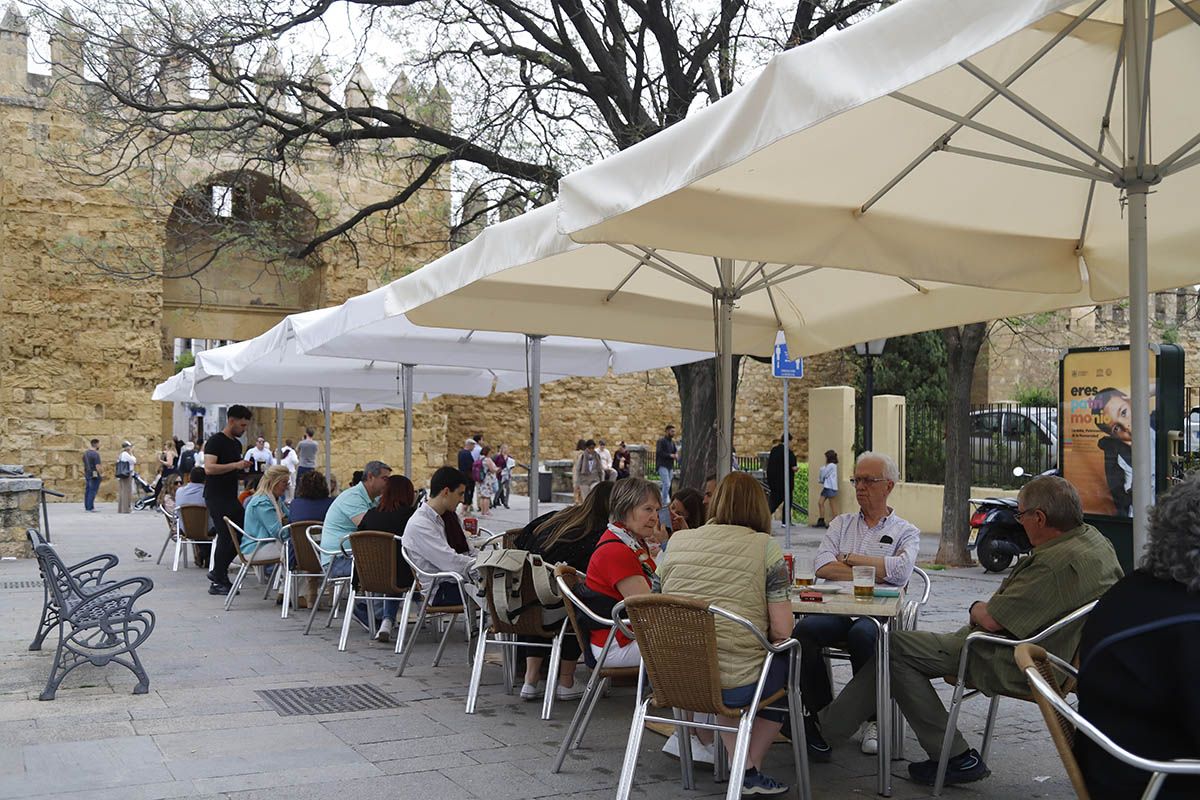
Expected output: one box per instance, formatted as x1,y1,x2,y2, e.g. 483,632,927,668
813,476,1123,787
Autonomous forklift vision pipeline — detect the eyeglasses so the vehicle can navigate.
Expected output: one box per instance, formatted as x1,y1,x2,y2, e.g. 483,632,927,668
1014,508,1040,521
849,477,889,486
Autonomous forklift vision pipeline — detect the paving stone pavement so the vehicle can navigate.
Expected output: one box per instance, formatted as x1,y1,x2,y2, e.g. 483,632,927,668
0,499,1075,799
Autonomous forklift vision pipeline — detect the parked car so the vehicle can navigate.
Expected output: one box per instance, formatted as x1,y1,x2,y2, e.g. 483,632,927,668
968,406,1058,481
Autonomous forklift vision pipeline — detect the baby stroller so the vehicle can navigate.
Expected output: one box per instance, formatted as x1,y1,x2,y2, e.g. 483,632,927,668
132,472,159,511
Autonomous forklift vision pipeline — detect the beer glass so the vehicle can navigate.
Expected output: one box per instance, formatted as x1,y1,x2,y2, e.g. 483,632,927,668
794,557,816,588
852,565,875,599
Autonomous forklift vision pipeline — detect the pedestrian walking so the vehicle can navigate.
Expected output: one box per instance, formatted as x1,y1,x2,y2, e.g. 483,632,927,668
655,424,678,506
82,438,102,512
116,441,137,514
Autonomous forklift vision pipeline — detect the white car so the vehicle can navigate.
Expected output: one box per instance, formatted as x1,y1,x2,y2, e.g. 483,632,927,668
968,406,1058,476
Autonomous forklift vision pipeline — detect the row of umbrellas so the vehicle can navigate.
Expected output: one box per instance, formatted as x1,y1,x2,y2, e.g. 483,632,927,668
157,0,1197,553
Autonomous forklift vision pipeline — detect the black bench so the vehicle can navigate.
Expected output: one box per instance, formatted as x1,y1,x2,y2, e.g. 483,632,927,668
26,529,156,700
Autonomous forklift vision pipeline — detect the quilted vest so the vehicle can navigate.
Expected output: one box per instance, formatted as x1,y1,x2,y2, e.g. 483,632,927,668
659,524,771,688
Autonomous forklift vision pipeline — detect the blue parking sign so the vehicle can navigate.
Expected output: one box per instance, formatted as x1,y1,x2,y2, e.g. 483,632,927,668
772,343,803,379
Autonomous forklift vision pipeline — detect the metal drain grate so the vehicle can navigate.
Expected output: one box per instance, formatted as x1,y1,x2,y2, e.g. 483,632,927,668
0,580,42,590
256,683,399,716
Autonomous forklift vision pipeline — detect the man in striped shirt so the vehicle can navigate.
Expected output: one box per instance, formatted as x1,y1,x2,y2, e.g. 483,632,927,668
813,475,1122,788
794,451,920,759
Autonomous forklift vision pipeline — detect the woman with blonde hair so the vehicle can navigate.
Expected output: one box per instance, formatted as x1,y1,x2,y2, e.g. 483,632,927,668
658,471,794,796
241,465,291,564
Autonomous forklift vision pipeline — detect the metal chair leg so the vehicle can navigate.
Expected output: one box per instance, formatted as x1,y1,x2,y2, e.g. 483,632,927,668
157,529,173,565
394,587,415,655
304,573,331,635
788,652,813,800
615,697,650,800
541,622,566,720
574,675,609,749
933,681,969,796
554,669,606,772
432,613,457,666
724,713,755,800
337,588,357,651
674,707,695,790
225,562,250,611
465,630,490,714
980,695,1001,762
397,597,430,676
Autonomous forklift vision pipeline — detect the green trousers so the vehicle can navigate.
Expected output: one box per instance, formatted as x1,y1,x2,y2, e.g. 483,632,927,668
818,629,971,760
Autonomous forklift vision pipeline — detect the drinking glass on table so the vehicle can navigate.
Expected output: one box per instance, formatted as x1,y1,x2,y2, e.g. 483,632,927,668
852,565,876,599
793,556,816,588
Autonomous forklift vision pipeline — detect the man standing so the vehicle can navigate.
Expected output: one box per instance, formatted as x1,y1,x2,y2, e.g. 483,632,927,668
597,439,616,481
82,439,102,512
655,424,678,506
793,452,920,757
204,405,253,596
245,436,274,477
576,439,604,499
296,429,318,478
766,435,798,524
812,476,1123,787
457,438,477,511
403,467,474,605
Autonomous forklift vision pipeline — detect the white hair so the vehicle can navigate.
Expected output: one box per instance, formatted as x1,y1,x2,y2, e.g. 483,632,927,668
856,451,899,482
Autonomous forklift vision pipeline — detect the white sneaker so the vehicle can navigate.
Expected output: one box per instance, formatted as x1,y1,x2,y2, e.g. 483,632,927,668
860,720,879,755
555,683,585,701
374,618,394,643
662,732,716,765
519,681,544,700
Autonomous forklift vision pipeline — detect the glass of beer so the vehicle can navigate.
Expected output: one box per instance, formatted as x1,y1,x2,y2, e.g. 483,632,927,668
794,557,816,588
852,566,876,600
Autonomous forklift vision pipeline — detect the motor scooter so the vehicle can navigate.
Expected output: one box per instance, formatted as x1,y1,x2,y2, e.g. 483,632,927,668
968,466,1052,572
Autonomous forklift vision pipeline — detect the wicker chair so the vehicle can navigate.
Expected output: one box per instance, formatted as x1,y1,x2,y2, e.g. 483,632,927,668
395,542,478,676
303,526,354,635
221,517,286,612
551,565,642,774
336,531,415,651
170,506,214,571
279,521,324,619
466,550,568,720
155,502,178,566
1015,643,1200,799
613,594,810,800
932,600,1098,795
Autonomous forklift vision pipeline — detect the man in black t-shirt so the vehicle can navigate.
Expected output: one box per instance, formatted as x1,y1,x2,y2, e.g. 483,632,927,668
204,405,253,596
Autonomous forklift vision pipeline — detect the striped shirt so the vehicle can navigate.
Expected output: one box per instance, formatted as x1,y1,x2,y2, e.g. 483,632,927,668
814,508,920,586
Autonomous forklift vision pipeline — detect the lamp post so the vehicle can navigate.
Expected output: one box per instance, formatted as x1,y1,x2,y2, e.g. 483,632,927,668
854,339,888,452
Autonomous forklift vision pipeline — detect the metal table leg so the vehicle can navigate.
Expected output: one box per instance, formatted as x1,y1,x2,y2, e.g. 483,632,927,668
870,616,893,797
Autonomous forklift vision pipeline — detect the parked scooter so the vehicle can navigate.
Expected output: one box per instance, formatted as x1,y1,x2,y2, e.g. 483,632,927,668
968,466,1052,572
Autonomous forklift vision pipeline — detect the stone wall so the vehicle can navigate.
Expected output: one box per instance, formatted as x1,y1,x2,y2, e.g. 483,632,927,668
0,471,42,558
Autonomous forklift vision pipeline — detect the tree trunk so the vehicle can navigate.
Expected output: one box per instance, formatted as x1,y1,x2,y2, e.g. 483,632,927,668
935,323,987,566
673,356,741,489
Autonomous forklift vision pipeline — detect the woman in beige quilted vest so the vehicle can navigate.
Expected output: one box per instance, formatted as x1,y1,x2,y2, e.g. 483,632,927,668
658,472,794,796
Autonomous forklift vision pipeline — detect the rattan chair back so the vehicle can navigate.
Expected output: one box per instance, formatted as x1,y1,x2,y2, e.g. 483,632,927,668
349,531,412,595
555,566,591,656
291,523,323,573
1015,644,1089,799
178,506,212,542
623,594,738,716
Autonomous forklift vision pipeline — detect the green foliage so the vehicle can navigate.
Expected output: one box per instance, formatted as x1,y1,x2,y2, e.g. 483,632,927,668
791,463,809,525
853,331,948,408
173,350,194,373
1012,384,1056,406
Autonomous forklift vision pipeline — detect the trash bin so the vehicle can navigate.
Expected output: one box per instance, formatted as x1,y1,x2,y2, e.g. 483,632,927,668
537,470,552,503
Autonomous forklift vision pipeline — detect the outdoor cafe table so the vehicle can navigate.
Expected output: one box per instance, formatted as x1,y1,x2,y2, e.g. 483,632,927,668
792,583,905,797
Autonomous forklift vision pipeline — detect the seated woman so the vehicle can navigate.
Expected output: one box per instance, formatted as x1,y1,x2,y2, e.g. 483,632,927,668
1074,475,1200,800
658,472,794,797
241,466,292,578
357,475,418,643
668,487,706,532
514,480,614,701
583,477,665,669
290,470,335,524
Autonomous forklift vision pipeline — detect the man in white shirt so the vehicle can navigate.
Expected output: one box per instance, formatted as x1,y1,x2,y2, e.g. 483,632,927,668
245,437,274,476
597,439,617,481
794,451,921,760
403,466,474,606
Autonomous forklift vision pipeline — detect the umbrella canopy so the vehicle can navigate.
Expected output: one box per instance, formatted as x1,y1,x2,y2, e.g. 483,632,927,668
556,0,1192,554
152,364,407,409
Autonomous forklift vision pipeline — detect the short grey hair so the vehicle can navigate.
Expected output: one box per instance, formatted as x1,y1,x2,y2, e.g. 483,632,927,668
609,477,659,524
1018,476,1083,531
363,460,391,479
1142,474,1200,592
856,451,899,483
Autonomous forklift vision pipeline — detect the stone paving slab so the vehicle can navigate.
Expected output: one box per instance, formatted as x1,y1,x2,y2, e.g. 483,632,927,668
0,500,1076,799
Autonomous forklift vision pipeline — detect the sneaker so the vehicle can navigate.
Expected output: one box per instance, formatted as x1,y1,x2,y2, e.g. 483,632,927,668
555,683,585,701
206,570,231,588
860,720,879,755
662,732,717,765
804,714,832,763
374,618,394,643
908,748,990,786
815,518,826,528
207,582,230,596
519,681,544,700
741,767,789,797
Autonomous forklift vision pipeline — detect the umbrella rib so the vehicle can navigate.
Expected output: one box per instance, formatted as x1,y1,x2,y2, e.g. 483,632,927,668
958,60,1123,175
606,243,714,295
1167,0,1200,29
744,266,820,295
858,0,1106,214
1159,130,1200,172
740,263,804,295
1136,1,1157,172
1077,34,1126,253
734,260,763,291
603,246,655,302
890,91,1113,181
763,280,784,329
941,145,1105,181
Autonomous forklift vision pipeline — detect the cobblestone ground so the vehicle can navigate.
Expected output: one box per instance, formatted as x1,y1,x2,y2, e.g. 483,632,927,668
0,500,1074,799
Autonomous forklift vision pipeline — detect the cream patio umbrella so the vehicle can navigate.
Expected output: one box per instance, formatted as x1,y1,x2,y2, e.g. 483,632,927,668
557,0,1197,552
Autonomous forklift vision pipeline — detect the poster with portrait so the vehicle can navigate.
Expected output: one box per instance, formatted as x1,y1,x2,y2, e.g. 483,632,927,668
1060,346,1155,518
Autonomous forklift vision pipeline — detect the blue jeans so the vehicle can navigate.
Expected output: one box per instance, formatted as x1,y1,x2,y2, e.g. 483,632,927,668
721,653,789,722
83,476,100,511
657,466,673,505
328,555,391,622
793,615,878,713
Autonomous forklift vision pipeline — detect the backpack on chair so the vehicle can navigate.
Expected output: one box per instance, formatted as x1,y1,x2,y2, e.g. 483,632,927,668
473,548,566,635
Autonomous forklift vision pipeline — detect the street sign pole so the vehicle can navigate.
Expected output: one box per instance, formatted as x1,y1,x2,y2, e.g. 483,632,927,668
772,337,803,551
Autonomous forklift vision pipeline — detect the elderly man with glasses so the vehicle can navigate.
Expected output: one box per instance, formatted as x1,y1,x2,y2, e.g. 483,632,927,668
810,475,1123,788
793,451,920,760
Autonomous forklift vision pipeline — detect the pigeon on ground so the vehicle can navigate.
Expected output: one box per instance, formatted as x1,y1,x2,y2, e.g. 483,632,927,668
133,547,151,561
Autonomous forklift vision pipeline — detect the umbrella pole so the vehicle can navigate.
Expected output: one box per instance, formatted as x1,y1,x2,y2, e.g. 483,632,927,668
322,387,332,483
403,364,414,477
529,335,542,521
1126,0,1151,556
716,260,735,481
275,403,284,461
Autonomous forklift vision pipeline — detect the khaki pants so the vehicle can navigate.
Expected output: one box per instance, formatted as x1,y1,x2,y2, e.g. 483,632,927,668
819,629,971,760
117,477,133,513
